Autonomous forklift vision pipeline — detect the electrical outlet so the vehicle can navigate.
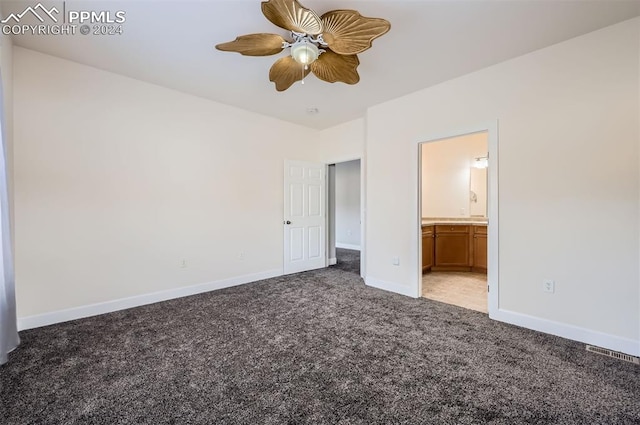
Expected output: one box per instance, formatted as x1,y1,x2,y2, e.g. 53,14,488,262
180,259,188,269
238,252,244,260
392,257,400,266
542,279,555,293
347,230,352,236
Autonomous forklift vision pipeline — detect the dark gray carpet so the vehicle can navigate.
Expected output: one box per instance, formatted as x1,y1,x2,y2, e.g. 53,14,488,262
332,248,360,275
1,267,638,424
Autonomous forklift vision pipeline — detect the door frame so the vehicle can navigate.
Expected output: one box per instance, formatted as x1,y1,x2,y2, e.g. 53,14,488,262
417,122,499,316
325,156,365,279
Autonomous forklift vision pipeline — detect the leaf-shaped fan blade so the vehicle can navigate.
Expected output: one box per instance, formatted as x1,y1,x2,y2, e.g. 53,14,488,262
269,56,311,91
216,33,285,56
311,50,360,85
261,0,323,35
321,10,390,55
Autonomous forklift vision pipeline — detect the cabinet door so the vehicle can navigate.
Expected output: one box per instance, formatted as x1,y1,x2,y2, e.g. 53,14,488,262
422,226,434,272
435,232,470,266
473,226,487,272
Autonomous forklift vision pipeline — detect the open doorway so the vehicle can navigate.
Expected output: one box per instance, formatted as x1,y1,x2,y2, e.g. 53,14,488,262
419,132,489,313
328,159,362,276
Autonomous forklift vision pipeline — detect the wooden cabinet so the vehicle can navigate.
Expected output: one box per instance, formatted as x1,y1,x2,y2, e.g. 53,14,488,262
422,224,487,273
433,225,471,270
421,225,434,273
472,225,487,273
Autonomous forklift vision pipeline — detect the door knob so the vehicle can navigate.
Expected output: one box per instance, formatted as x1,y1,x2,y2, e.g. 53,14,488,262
284,220,291,225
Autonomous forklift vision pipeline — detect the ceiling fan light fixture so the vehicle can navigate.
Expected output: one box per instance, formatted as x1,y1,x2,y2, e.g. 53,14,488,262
216,0,391,91
290,40,319,65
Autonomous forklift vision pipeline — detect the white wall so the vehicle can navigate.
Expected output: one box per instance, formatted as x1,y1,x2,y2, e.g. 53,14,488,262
366,18,639,355
335,160,361,249
312,118,365,163
421,132,487,218
13,47,319,320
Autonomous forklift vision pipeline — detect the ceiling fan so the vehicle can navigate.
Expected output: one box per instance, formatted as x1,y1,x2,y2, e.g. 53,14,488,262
215,0,391,91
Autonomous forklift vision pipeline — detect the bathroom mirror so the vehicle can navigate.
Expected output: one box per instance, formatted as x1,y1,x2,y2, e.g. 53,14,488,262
469,167,487,217
420,132,488,219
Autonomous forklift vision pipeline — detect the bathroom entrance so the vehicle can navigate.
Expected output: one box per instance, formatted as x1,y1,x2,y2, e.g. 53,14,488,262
419,130,493,313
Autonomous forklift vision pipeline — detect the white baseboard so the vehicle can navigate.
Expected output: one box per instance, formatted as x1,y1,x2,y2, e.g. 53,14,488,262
336,243,361,251
329,257,337,265
365,276,418,298
491,309,640,357
20,268,637,358
18,268,283,331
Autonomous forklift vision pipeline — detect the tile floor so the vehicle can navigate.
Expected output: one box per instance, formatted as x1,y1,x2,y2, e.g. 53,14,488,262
422,271,488,313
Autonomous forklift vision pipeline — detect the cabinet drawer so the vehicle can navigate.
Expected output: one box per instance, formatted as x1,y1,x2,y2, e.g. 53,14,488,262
435,225,470,234
473,225,487,235
422,225,434,235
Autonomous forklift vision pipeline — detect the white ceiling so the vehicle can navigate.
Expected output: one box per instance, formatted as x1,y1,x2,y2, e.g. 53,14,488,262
5,0,640,129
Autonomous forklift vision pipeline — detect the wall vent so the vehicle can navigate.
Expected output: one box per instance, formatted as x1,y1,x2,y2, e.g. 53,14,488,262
585,345,639,365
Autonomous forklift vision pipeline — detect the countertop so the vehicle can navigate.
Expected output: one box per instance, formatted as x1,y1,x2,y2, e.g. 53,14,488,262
422,217,488,226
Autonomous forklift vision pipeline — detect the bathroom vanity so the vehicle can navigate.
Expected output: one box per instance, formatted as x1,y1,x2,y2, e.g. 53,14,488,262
422,221,487,274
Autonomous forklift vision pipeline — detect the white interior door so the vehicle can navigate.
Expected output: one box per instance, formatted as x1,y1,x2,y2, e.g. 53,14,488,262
284,160,326,274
